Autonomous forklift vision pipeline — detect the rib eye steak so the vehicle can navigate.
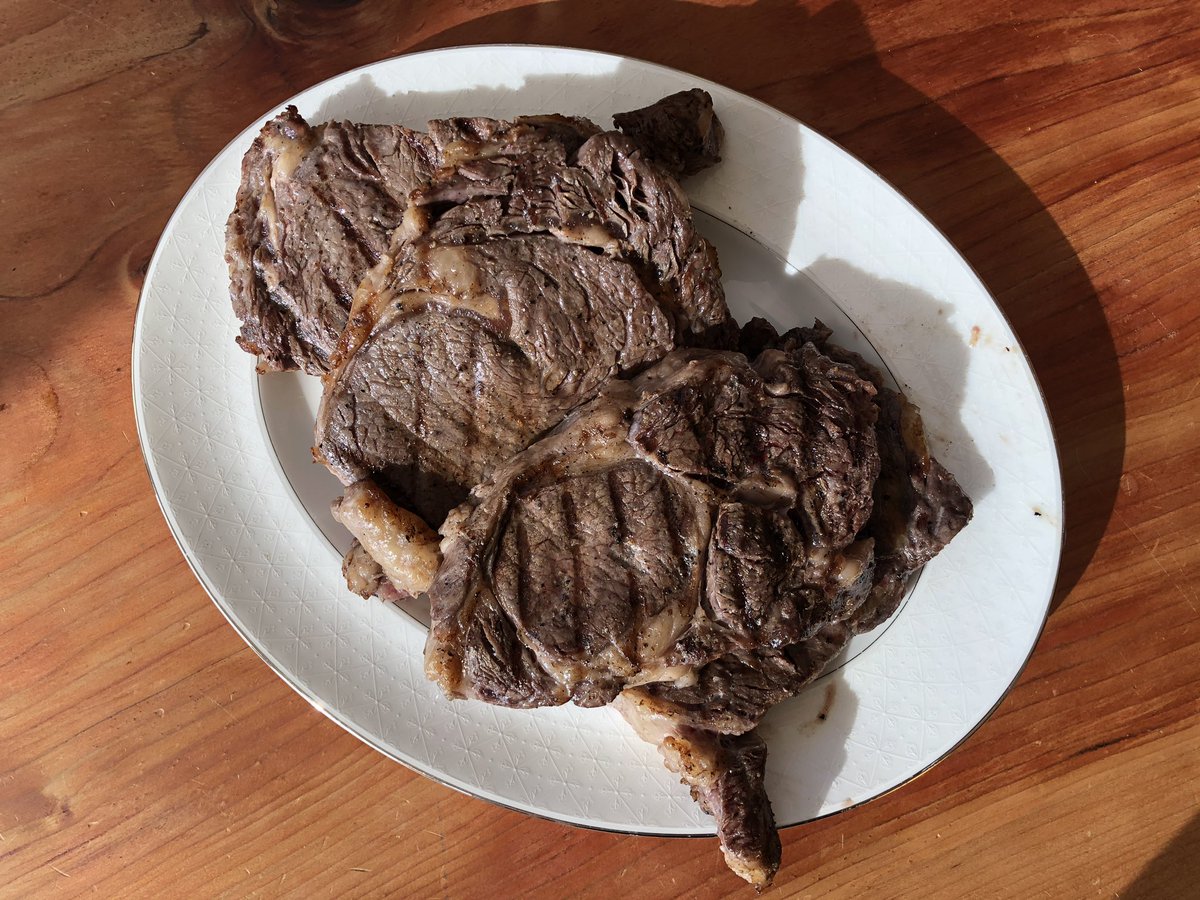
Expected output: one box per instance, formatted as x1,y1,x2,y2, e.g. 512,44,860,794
421,323,971,886
422,340,881,707
314,107,734,530
226,93,726,375
225,107,438,373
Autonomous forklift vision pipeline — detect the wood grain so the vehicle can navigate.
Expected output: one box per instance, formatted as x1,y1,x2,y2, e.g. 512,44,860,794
2,1,1198,896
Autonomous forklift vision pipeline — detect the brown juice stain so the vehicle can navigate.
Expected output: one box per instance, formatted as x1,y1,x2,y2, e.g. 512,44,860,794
816,682,836,722
969,325,982,347
797,682,838,734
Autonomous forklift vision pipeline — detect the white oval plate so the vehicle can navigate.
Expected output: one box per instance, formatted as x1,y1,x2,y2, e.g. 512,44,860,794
132,46,1061,835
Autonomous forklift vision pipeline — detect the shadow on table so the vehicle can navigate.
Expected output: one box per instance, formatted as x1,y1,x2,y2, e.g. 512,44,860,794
1121,811,1200,899
407,0,1123,613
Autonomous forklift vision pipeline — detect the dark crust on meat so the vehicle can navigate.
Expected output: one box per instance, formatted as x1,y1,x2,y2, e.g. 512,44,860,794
614,89,725,178
746,319,975,632
625,321,975,738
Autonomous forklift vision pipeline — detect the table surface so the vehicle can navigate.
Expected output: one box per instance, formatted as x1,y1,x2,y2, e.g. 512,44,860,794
2,1,1197,896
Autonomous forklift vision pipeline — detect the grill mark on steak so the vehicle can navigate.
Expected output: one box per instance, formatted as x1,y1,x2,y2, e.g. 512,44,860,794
725,545,750,636
337,126,385,180
467,317,485,408
319,266,352,308
605,468,629,544
560,486,583,657
741,408,769,471
605,468,646,665
656,476,686,563
512,511,533,634
314,183,382,268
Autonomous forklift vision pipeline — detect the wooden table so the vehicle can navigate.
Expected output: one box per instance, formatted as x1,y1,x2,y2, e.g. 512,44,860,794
3,1,1197,896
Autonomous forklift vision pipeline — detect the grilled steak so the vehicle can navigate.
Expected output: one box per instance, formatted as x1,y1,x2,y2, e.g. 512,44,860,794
611,324,972,886
421,341,879,886
314,114,733,529
421,324,971,886
422,342,880,708
618,320,975,738
227,95,723,375
619,621,854,738
225,107,438,373
402,125,731,349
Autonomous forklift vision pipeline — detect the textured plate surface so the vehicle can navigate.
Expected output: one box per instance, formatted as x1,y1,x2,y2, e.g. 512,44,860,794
132,45,1061,835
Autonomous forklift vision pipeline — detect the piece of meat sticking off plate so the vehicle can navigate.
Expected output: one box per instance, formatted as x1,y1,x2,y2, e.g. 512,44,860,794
225,89,972,889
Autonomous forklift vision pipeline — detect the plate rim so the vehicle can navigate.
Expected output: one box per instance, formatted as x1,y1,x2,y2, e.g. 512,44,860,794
131,42,1064,837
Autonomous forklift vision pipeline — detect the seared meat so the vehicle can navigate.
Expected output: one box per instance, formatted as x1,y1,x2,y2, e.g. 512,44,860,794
623,321,975,740
314,234,679,527
613,88,725,178
315,115,733,528
225,109,598,374
613,624,851,888
227,94,725,375
404,127,731,349
225,107,438,373
422,343,880,708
